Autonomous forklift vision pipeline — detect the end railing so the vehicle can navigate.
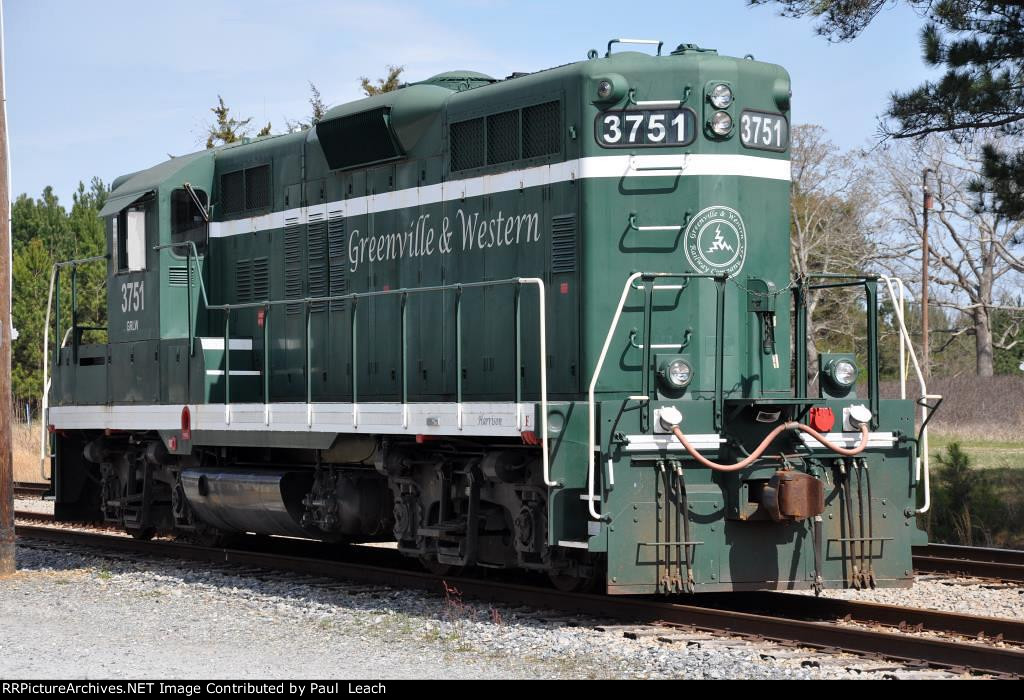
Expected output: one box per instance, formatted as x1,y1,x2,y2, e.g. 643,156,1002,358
586,271,726,522
40,254,108,481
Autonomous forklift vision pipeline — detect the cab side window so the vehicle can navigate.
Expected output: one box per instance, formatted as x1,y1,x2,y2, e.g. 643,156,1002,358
171,188,209,254
116,205,148,272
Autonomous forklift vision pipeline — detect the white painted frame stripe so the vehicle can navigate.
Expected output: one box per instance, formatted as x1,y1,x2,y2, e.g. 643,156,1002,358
208,154,790,239
622,434,724,452
48,402,537,438
799,432,896,449
198,337,253,351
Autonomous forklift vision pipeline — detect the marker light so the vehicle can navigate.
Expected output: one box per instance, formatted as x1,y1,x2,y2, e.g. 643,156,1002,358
597,80,614,100
710,111,733,136
710,83,733,109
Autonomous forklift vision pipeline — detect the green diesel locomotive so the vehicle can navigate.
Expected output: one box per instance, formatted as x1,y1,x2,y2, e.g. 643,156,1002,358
44,39,937,594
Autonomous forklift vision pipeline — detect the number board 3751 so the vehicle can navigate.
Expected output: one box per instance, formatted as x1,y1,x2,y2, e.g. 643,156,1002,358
739,110,789,152
596,109,696,147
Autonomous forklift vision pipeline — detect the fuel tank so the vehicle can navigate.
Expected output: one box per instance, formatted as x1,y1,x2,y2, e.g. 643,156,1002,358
180,468,317,538
179,467,393,540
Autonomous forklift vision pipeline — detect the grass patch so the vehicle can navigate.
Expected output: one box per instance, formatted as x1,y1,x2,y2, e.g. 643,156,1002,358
13,421,43,484
923,442,1024,548
930,432,1024,470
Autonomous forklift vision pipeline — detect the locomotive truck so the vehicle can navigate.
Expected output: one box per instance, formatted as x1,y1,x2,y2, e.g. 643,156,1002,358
42,39,937,594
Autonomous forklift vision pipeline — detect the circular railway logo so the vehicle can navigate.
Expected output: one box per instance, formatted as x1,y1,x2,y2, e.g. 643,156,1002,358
683,205,747,276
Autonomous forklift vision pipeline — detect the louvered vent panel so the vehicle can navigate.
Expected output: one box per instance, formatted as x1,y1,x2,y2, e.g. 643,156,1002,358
168,266,189,287
327,209,347,311
308,213,328,313
523,101,561,159
450,117,485,171
487,110,519,165
221,171,245,214
252,257,270,301
284,216,304,315
235,259,253,303
245,165,271,210
551,214,577,274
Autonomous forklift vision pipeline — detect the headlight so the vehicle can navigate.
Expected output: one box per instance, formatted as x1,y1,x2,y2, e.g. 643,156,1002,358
709,83,733,109
662,359,693,388
710,111,733,136
597,80,613,100
828,359,857,387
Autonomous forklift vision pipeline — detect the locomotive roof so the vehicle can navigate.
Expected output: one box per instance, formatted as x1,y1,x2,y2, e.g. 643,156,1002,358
101,149,212,217
103,46,788,213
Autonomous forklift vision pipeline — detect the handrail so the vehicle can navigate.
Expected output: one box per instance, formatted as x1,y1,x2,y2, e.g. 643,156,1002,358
607,38,664,57
154,241,556,487
586,271,724,522
40,254,108,480
795,273,882,426
628,213,682,232
880,276,940,515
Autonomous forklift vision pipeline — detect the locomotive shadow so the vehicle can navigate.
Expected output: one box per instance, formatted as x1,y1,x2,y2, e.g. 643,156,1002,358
14,540,610,637
723,519,806,590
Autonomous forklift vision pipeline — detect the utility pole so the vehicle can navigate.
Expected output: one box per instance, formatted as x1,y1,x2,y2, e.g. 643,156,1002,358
0,0,14,576
921,167,934,380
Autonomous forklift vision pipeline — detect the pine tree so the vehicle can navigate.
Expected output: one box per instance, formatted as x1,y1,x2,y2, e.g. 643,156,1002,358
205,95,256,148
285,82,329,132
360,65,404,96
749,1,1024,218
10,179,109,403
308,82,327,124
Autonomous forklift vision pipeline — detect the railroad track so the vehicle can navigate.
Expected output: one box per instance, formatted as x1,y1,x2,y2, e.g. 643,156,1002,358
12,482,50,498
913,543,1024,583
18,510,1024,583
13,521,1024,677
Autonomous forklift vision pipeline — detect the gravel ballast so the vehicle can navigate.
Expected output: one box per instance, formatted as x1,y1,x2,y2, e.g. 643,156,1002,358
806,575,1024,621
0,542,983,680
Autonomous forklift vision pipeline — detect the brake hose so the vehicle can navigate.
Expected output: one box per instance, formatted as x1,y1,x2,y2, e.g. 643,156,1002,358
670,421,870,473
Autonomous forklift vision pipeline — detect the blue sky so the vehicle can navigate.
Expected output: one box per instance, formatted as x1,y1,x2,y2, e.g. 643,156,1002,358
6,0,936,203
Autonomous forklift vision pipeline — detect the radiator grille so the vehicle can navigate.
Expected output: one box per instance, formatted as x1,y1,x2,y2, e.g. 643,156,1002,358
252,257,269,301
327,209,347,312
523,101,561,159
308,213,328,313
450,117,485,171
551,214,577,274
245,165,271,210
284,216,303,315
221,170,245,214
487,110,519,165
168,266,189,287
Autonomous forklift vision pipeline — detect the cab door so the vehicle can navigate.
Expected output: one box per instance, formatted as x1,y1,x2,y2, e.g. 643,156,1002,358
106,194,161,403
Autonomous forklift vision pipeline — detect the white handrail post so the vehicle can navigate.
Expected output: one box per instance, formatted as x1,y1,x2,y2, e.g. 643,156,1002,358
896,278,907,401
587,272,645,522
880,276,938,515
38,264,57,480
519,278,556,488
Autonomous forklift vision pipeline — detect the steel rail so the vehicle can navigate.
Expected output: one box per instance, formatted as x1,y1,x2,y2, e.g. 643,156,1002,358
12,483,49,497
913,543,1024,583
14,510,54,521
14,524,1024,676
700,591,1024,645
914,543,1024,566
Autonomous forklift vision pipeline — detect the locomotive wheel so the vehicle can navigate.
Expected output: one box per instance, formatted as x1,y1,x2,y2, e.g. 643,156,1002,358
548,571,596,593
188,525,238,548
130,527,156,541
418,554,458,577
